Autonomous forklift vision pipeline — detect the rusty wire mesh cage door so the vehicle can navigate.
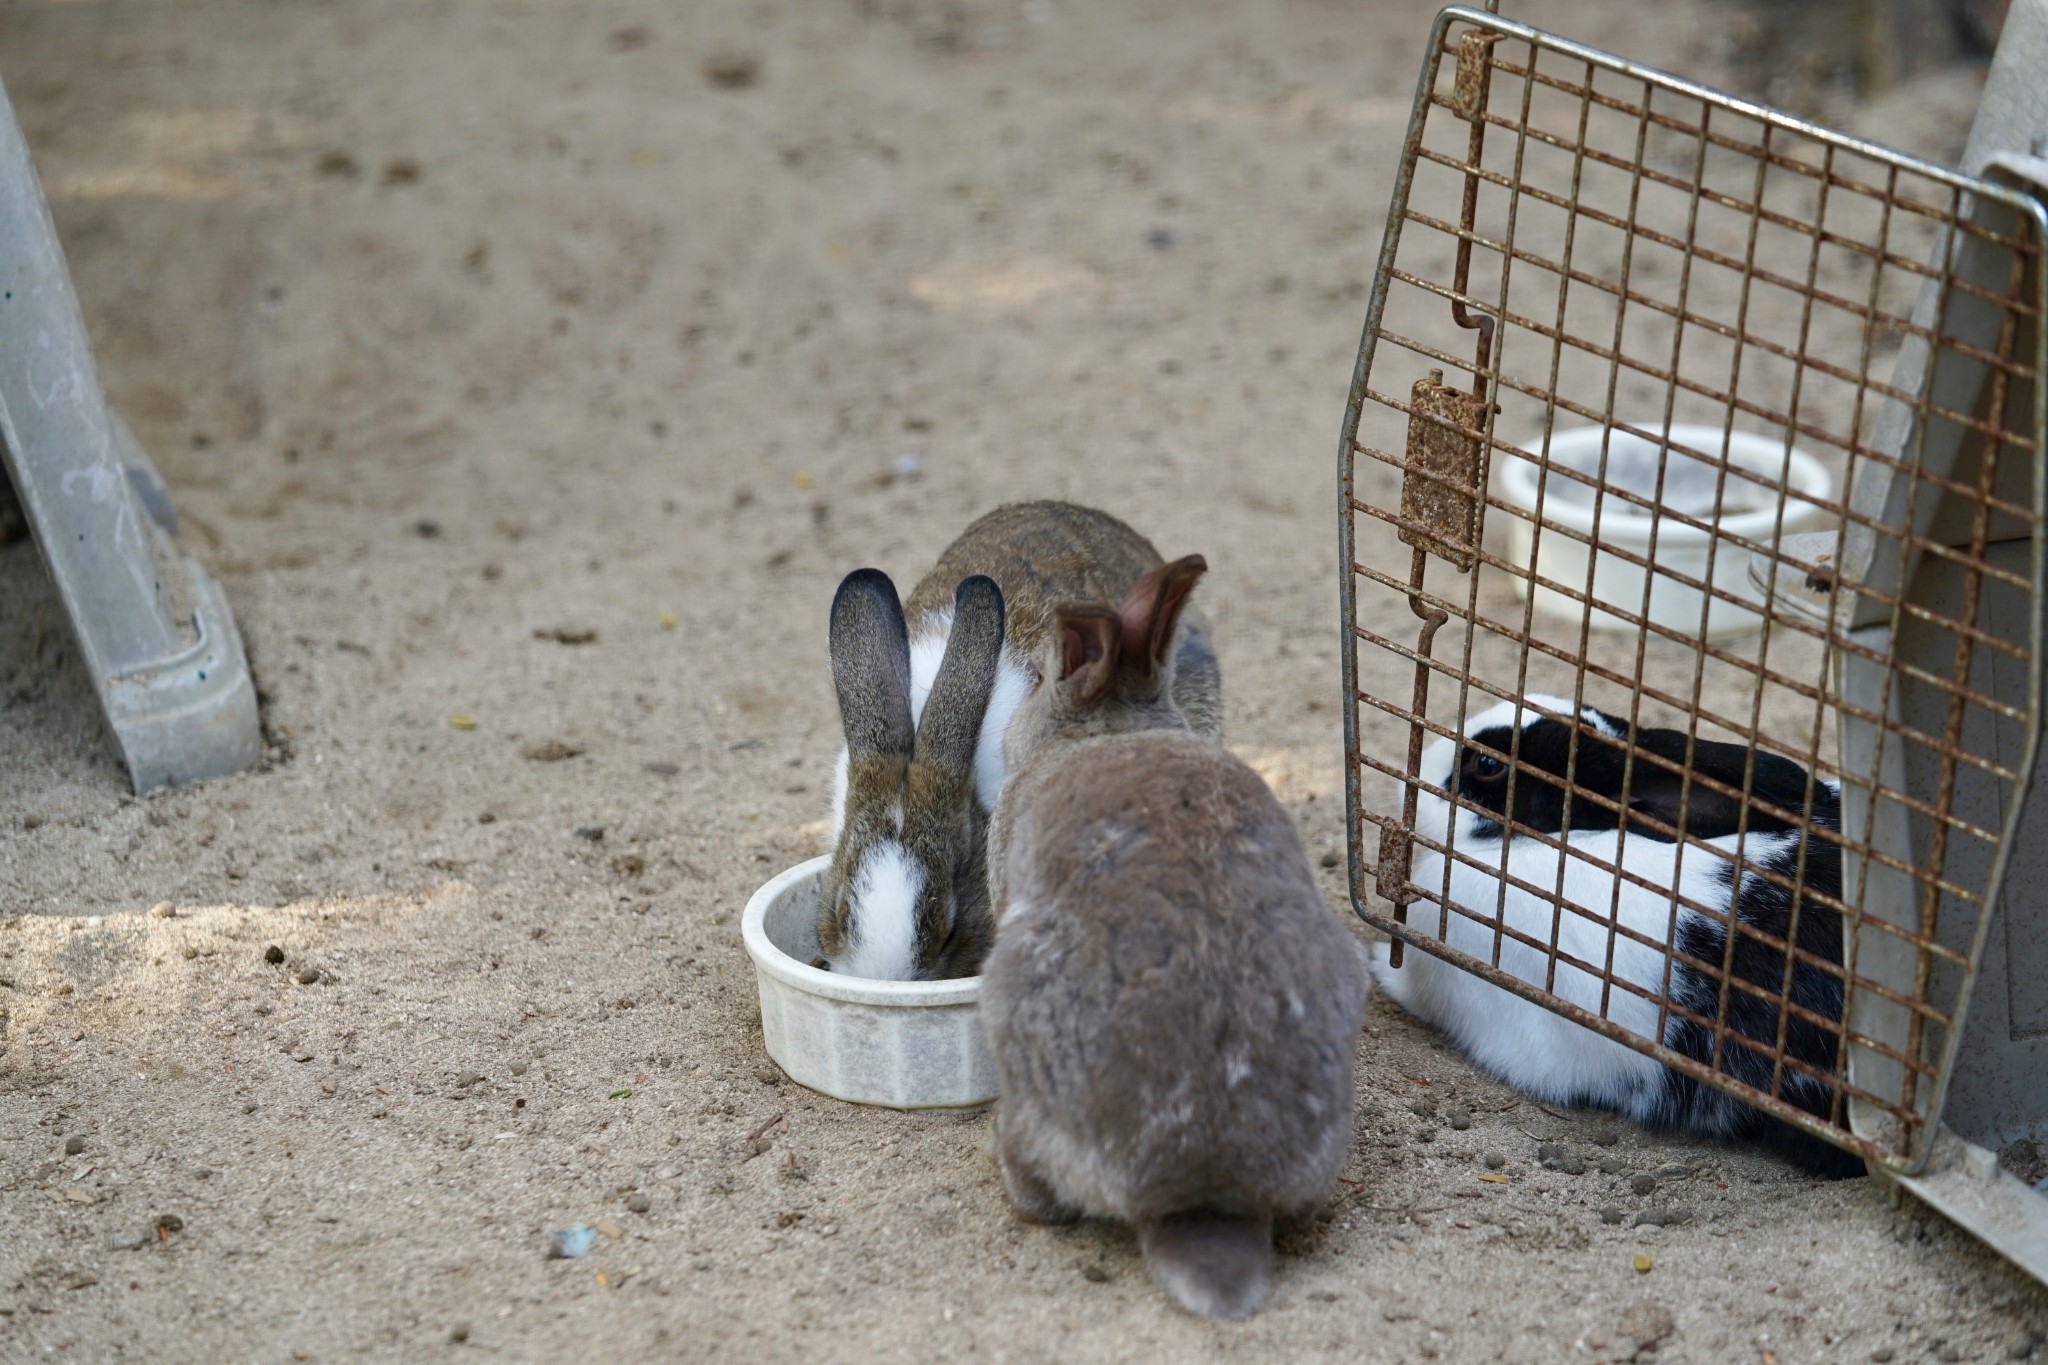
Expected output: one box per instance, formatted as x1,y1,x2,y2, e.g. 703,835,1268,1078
1339,5,2048,1175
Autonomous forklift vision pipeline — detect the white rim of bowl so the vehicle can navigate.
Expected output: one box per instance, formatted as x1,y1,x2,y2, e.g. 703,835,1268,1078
1498,424,1833,545
740,854,982,1007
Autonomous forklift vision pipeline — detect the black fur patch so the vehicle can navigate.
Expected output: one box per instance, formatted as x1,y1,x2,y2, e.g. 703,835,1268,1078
1455,710,1635,837
1651,789,1858,1177
1457,712,1835,847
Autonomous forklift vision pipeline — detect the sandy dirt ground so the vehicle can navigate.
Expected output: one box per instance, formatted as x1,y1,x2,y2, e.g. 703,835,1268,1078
2,0,2045,1360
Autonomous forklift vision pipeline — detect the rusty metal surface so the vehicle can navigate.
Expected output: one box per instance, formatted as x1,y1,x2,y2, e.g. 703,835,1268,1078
1338,5,2048,1174
1396,372,1491,572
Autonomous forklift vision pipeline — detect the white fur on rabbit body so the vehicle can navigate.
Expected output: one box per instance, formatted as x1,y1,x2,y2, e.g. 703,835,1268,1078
826,608,1033,839
822,615,1034,981
1375,695,1858,1176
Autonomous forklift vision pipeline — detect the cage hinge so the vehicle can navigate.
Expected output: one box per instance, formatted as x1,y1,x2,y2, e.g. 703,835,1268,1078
1374,821,1416,968
1449,30,1502,121
1397,370,1491,572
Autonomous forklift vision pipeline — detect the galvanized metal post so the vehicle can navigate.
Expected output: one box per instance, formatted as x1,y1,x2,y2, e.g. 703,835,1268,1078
0,74,260,793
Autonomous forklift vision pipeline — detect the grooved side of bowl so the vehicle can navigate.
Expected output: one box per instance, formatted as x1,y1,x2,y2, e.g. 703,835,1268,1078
1496,425,1834,641
741,857,996,1111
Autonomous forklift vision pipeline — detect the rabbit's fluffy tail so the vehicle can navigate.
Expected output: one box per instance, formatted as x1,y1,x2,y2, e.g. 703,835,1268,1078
1137,1210,1273,1322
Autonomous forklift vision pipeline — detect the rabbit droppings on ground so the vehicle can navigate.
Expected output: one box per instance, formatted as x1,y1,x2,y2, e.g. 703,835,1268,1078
821,502,1222,981
980,556,1373,1321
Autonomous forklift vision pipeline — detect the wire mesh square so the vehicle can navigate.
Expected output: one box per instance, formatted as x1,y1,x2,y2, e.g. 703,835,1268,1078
1339,6,2048,1171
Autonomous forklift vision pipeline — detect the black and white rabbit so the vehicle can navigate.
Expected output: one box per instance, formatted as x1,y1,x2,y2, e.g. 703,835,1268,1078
1375,694,1860,1177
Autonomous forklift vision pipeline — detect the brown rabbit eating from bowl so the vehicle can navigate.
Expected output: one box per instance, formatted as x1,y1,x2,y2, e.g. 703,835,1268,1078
823,501,1222,981
980,555,1372,1321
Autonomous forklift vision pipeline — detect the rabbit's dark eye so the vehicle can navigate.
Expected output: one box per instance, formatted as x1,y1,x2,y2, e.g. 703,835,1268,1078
1469,753,1506,781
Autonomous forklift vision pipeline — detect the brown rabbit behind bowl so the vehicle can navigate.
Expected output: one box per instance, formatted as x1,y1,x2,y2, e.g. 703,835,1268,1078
822,501,1221,982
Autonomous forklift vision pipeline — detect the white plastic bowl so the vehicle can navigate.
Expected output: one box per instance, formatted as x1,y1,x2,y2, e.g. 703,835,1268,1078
1496,424,1833,641
740,856,997,1111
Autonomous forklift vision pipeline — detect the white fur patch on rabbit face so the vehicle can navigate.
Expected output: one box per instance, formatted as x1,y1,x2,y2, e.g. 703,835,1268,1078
822,614,1034,980
832,838,927,980
1412,694,1621,840
1456,694,1622,750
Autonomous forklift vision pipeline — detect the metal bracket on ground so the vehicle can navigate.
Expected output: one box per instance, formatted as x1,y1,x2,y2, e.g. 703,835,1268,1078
0,75,260,793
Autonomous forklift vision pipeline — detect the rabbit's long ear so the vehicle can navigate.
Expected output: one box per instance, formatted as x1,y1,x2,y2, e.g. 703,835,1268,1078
1115,554,1207,687
916,575,1005,782
830,569,915,761
1626,734,1806,838
1054,603,1123,702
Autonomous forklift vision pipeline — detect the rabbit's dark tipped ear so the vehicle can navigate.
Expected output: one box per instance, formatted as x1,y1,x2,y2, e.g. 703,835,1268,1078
1117,554,1207,684
830,569,914,759
1628,734,1813,838
917,575,1006,781
1055,603,1122,702
1627,763,1747,841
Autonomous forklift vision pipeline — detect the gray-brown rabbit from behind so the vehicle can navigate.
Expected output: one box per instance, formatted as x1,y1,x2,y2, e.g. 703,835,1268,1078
823,502,1221,981
981,556,1371,1322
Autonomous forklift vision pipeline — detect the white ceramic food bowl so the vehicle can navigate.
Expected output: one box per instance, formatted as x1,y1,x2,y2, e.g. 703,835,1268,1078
1497,424,1833,641
740,856,997,1111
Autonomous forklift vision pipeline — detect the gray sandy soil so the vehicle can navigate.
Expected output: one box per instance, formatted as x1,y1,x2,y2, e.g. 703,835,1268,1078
2,0,2044,1360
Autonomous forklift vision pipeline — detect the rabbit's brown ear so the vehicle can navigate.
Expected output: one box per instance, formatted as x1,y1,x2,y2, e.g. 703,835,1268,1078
1055,604,1122,702
916,575,1005,783
830,569,914,760
1116,554,1207,685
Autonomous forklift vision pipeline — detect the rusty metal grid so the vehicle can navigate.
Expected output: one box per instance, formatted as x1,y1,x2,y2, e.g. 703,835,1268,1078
1338,6,2048,1173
